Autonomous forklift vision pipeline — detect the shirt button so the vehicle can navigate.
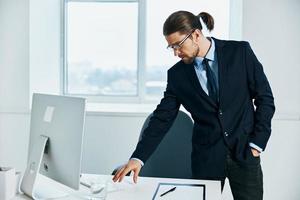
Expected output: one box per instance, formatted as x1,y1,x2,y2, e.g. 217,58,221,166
219,110,223,115
224,131,228,136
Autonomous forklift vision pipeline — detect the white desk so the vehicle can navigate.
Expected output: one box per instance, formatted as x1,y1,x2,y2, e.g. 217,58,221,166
14,174,221,200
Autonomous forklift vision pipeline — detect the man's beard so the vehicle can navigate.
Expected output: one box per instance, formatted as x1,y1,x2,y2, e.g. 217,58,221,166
182,45,200,64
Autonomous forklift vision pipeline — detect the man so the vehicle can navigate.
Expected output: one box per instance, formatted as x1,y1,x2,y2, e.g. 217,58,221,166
113,11,275,199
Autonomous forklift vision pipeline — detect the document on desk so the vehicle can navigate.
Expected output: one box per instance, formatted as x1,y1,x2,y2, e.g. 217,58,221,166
152,182,206,200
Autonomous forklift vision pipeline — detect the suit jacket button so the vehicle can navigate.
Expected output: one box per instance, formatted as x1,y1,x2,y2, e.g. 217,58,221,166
224,131,228,136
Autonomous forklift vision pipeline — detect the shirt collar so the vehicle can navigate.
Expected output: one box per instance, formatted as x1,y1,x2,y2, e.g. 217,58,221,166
194,38,215,69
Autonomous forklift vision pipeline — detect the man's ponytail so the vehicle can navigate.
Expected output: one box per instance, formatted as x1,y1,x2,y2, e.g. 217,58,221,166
198,12,214,32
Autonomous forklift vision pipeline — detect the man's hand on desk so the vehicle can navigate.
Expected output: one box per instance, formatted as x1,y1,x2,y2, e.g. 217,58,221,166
112,159,142,184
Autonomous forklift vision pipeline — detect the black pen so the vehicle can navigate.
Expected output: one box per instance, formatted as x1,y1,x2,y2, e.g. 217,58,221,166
160,187,176,197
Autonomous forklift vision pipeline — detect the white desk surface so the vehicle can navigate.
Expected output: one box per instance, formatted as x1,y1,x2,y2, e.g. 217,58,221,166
14,174,221,200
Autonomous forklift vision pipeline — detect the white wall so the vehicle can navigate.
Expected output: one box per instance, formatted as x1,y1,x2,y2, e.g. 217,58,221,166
0,0,30,168
29,0,61,99
0,0,29,113
0,0,300,200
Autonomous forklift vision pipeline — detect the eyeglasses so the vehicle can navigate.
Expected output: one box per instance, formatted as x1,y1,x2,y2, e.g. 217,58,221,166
167,29,195,51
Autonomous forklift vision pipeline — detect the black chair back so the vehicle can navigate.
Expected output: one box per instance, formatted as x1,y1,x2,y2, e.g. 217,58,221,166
139,110,193,179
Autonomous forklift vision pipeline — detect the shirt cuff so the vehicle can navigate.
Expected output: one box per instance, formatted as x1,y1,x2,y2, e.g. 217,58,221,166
249,143,263,152
130,158,144,166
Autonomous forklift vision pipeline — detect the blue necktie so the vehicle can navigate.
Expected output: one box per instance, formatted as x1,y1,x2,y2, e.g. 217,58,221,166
202,58,218,103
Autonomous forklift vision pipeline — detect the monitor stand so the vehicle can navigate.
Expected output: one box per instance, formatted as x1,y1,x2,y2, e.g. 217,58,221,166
31,174,69,199
20,135,69,199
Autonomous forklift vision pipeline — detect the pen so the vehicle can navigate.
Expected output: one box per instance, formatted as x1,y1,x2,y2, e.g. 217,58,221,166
160,187,176,197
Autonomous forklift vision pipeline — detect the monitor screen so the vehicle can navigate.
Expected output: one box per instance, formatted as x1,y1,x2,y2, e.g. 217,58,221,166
21,93,86,198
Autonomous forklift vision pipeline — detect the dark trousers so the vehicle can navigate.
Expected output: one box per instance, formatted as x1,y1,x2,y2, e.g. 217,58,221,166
221,154,263,200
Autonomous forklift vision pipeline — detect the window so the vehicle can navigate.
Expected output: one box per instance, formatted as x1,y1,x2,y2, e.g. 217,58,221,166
65,1,139,100
64,0,230,103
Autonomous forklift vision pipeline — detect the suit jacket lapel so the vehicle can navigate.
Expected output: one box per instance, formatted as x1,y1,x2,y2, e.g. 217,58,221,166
213,37,227,108
184,62,218,108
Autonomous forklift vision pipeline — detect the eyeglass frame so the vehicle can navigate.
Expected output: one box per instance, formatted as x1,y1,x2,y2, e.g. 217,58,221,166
167,29,195,51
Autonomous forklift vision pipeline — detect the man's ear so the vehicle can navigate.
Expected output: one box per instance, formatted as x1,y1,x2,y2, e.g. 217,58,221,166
193,29,202,43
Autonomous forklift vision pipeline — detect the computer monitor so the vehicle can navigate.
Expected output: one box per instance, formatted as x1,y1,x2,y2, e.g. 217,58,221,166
21,93,86,199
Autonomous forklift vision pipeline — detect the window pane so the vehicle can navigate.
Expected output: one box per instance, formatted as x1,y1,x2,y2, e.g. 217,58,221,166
66,2,138,96
145,0,230,98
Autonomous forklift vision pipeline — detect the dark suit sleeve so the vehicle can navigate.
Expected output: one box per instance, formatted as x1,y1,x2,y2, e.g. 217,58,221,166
245,42,275,151
131,70,181,163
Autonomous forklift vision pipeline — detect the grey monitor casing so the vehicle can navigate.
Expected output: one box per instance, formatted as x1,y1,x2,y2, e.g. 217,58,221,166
21,93,86,197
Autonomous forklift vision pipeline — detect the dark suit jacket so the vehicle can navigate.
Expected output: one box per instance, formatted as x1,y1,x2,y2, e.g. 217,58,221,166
131,38,275,179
